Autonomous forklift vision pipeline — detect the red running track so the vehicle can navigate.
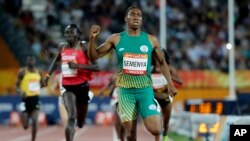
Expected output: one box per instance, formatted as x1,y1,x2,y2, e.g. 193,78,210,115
0,124,154,141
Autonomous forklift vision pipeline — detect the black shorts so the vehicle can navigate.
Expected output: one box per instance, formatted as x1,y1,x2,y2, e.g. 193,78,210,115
23,96,40,113
155,98,170,109
63,81,90,105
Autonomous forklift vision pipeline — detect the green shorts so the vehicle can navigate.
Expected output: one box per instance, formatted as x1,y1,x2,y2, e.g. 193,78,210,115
117,86,161,122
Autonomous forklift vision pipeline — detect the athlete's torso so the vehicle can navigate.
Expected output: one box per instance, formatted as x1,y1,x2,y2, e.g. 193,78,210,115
151,73,168,92
61,42,92,85
20,68,41,97
115,31,153,88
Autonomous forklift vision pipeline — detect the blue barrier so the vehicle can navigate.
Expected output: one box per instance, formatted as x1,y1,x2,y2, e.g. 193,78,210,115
0,96,112,125
0,96,22,125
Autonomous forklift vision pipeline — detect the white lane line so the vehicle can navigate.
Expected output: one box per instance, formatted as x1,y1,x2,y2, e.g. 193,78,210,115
9,126,58,141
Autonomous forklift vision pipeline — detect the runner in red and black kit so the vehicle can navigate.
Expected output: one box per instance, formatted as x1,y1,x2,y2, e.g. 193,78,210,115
42,24,99,141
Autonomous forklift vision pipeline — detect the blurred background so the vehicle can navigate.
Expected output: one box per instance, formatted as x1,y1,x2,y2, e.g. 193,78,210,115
0,0,250,140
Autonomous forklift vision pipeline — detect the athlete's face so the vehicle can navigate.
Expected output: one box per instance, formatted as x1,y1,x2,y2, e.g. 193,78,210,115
64,26,78,43
27,56,35,67
125,8,142,29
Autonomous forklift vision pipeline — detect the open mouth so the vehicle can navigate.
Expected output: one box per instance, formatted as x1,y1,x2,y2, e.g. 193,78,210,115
133,22,139,25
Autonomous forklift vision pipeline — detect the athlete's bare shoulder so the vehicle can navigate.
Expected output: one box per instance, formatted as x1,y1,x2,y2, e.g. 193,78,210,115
106,33,121,47
17,67,26,78
147,34,160,48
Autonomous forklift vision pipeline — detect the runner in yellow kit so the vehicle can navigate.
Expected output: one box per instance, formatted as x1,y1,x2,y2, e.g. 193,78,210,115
16,56,43,141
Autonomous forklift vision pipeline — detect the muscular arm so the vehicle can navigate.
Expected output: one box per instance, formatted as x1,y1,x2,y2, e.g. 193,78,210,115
88,25,119,62
68,46,100,71
16,68,25,96
75,62,100,71
42,44,63,87
149,35,177,95
88,34,118,62
38,70,44,87
47,53,60,76
169,66,183,85
47,44,63,76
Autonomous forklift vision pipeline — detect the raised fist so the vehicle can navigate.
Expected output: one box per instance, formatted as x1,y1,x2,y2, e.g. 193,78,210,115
90,25,100,38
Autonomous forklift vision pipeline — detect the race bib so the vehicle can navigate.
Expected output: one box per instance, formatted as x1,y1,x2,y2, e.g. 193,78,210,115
151,73,168,89
123,53,148,75
61,63,77,77
61,55,77,77
28,81,41,93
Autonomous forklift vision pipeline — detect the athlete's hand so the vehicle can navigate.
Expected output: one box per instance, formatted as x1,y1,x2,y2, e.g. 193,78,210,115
90,25,100,38
41,77,49,87
168,85,177,96
68,62,78,69
20,91,26,98
16,89,26,98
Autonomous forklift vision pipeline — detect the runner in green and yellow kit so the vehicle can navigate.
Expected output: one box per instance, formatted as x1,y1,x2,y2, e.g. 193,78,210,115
88,5,177,141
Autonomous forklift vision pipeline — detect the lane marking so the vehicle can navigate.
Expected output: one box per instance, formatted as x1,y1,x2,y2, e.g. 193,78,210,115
9,126,58,141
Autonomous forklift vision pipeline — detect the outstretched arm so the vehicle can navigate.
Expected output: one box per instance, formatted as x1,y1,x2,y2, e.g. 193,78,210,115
88,25,117,62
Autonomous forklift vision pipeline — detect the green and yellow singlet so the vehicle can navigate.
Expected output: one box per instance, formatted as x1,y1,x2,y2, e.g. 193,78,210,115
115,31,153,88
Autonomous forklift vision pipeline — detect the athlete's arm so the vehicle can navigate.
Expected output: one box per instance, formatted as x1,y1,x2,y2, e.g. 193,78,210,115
42,44,62,86
169,66,183,85
68,61,99,71
38,69,45,87
15,68,25,97
68,44,100,71
149,35,177,95
97,76,116,97
88,25,118,62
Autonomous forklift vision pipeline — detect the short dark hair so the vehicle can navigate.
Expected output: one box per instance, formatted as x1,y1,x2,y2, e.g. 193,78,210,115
125,5,142,17
68,24,82,35
161,49,170,64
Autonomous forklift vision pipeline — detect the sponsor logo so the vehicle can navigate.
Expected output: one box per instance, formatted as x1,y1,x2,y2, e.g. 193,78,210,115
149,104,157,110
119,48,124,51
140,45,148,53
62,55,76,60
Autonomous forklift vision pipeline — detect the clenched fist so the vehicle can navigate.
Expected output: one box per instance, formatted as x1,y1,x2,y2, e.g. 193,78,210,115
168,85,177,96
90,25,100,38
